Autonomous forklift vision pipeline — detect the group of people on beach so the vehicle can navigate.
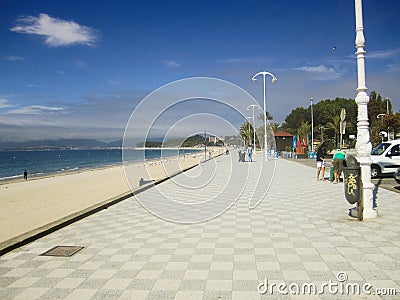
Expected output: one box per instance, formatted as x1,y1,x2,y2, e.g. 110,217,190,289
238,145,253,162
316,143,346,183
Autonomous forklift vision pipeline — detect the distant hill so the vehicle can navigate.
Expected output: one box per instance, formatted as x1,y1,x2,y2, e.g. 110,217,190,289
0,135,223,150
164,134,206,147
0,139,123,150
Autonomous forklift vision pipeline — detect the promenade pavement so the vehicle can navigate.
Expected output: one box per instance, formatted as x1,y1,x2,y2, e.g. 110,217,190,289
1,152,400,299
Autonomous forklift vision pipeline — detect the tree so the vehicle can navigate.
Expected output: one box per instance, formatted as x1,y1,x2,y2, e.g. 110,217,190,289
283,107,310,134
257,111,273,122
325,114,341,148
368,91,386,128
297,121,311,147
367,92,397,145
270,122,281,132
378,113,400,140
239,122,254,146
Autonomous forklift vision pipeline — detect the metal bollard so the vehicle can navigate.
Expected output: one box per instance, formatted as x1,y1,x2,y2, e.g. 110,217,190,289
343,155,363,221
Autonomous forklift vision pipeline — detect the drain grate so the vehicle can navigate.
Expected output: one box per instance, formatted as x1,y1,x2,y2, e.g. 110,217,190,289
40,246,84,257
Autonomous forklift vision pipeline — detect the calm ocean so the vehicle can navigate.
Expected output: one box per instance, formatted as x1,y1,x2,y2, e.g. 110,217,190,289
0,149,200,181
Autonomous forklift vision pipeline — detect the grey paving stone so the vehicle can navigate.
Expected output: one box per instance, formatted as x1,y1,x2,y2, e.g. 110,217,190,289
1,155,400,299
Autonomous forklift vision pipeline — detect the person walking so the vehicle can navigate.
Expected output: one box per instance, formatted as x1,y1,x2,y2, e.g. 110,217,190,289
247,145,253,162
23,169,28,180
332,150,346,184
316,143,327,181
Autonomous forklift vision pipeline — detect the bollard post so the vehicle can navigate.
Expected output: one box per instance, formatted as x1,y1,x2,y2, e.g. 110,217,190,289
343,155,363,220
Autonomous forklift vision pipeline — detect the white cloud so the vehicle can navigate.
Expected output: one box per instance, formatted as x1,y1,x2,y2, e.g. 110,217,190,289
163,60,180,68
293,64,341,80
10,13,97,47
27,83,43,88
108,80,120,86
368,48,400,59
0,98,14,109
214,57,247,64
8,105,64,115
2,55,24,61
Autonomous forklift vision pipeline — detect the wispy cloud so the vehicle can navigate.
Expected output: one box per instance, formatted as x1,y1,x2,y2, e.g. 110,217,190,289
386,63,400,72
27,83,43,88
10,13,98,47
163,60,180,68
2,55,24,61
368,48,400,59
214,57,248,64
293,64,341,80
8,105,64,115
0,98,14,109
108,80,120,86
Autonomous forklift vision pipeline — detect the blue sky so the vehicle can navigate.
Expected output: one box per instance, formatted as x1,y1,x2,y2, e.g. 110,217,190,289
0,0,399,142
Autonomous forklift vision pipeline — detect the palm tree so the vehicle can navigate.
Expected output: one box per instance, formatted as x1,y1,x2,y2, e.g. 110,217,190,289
324,105,343,148
239,122,254,146
326,115,341,148
270,122,280,132
298,121,310,145
257,111,273,122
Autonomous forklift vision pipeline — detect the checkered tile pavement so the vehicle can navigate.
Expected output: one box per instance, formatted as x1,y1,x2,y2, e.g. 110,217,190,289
1,153,400,299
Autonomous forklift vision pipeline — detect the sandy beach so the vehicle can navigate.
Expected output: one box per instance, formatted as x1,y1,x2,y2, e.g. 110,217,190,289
0,147,224,249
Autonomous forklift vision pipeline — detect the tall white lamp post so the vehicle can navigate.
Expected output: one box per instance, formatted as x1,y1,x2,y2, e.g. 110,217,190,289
354,0,377,218
385,97,390,114
247,104,261,153
252,71,277,159
310,97,314,154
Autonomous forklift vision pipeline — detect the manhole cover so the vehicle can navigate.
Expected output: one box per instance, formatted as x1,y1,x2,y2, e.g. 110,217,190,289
40,246,84,257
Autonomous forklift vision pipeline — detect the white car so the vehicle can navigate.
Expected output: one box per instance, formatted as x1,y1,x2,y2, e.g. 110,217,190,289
370,139,400,178
395,168,400,184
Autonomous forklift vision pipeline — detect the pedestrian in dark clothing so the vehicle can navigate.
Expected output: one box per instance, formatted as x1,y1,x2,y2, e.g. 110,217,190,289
316,143,327,181
23,169,28,180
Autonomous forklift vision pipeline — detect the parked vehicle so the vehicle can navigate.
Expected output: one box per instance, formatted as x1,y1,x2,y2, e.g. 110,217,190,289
395,168,400,184
370,139,400,178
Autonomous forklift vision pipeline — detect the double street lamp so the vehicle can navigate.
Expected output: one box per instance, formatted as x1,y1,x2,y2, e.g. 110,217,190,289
252,71,277,159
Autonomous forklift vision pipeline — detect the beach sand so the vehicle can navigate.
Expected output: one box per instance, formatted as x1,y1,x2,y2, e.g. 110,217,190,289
0,148,224,248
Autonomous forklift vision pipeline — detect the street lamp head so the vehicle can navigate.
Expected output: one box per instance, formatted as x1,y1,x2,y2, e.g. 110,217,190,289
272,77,277,84
252,78,257,83
310,97,314,102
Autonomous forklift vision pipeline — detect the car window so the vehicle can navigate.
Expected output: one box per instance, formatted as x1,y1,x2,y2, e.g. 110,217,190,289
389,145,400,157
371,143,390,155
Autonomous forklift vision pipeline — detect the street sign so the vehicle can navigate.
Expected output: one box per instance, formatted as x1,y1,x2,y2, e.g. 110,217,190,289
340,108,346,121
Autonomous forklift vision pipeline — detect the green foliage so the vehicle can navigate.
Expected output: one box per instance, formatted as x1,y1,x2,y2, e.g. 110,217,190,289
233,91,396,150
367,92,398,146
239,122,254,146
257,111,273,122
163,134,207,147
181,134,206,147
136,141,162,147
282,107,310,133
282,97,358,148
298,121,310,141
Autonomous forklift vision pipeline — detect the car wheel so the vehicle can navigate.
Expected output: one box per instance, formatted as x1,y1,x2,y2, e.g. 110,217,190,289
371,165,380,178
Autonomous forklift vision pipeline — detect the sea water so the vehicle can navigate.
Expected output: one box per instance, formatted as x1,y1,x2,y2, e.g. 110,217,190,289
0,149,200,181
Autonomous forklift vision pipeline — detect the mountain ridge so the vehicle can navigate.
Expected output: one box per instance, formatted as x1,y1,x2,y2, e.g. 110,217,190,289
0,139,123,150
